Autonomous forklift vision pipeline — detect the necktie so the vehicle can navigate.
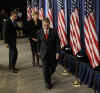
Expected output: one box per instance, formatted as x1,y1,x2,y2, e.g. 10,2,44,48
45,30,48,40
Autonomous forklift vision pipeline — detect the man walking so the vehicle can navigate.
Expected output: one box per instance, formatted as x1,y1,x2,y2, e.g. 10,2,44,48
37,18,60,89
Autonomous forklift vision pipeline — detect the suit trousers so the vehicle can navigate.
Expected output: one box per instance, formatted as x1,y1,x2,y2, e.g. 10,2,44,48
8,44,18,69
42,54,57,84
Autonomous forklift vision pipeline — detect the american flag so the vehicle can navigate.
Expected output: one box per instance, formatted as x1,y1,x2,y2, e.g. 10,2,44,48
27,0,32,21
47,0,53,28
39,0,44,20
57,0,67,48
70,0,81,56
31,0,39,13
84,0,100,68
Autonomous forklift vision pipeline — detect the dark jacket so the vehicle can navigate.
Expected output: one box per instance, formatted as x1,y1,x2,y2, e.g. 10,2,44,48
37,28,60,59
27,19,42,39
4,18,22,46
4,18,17,45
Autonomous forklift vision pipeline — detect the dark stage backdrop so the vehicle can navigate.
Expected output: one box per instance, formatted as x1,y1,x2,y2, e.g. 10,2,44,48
0,0,27,14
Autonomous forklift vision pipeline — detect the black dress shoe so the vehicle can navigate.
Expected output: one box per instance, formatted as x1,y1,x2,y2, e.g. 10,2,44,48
13,68,19,71
12,68,19,73
12,69,18,73
36,64,43,68
32,64,35,67
45,83,52,89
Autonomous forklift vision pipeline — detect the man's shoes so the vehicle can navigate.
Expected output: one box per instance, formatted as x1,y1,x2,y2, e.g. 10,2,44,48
36,64,42,68
32,63,35,67
45,83,52,89
12,68,19,73
13,68,19,71
12,69,18,73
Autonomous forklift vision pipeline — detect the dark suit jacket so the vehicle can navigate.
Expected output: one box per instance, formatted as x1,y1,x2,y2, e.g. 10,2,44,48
4,18,18,46
4,18,22,46
26,19,42,39
37,28,60,60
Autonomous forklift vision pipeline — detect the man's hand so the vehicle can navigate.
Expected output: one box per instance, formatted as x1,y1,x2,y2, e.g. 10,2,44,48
56,53,60,60
32,38,38,42
5,44,8,48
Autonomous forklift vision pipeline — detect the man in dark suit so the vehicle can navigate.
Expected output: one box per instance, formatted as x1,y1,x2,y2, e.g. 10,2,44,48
4,10,19,73
37,18,60,89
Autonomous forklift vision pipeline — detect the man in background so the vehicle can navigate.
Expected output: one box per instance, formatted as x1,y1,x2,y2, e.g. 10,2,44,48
4,10,20,73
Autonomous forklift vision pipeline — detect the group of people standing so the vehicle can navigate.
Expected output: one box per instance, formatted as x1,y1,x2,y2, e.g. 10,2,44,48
4,9,60,89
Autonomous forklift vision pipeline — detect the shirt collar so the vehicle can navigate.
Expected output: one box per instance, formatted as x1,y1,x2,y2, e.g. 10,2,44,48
44,29,49,34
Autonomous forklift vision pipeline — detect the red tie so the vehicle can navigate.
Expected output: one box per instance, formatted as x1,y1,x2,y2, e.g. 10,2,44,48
45,30,48,40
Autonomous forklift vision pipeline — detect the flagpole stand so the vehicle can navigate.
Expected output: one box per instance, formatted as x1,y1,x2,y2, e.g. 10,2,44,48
72,56,81,88
61,67,70,76
72,79,80,88
61,47,71,76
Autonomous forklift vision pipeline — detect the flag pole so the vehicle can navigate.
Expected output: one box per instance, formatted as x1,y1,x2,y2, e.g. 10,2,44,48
72,56,80,88
72,53,84,88
61,60,69,76
61,47,71,76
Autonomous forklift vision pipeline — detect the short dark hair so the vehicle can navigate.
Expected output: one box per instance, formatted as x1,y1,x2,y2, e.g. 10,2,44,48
10,10,17,16
42,18,50,24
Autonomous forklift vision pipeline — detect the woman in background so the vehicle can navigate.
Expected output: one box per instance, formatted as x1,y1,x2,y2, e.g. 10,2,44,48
28,11,42,67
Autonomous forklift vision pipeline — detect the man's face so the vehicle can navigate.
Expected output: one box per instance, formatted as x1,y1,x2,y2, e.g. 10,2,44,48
12,13,17,21
42,22,50,30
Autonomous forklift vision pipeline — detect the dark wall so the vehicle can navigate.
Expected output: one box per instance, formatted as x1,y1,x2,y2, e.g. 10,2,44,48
0,0,27,13
0,0,27,19
0,0,26,8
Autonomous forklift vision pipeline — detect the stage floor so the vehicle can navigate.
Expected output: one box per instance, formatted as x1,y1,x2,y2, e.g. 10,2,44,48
0,39,93,93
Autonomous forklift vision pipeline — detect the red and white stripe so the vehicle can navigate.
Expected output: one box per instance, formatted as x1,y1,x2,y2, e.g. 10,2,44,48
70,8,81,55
48,9,53,28
58,9,67,48
39,8,44,20
84,12,100,68
27,6,32,21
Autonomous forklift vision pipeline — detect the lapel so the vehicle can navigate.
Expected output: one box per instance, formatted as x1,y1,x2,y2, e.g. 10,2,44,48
47,29,51,41
41,29,46,41
9,18,16,28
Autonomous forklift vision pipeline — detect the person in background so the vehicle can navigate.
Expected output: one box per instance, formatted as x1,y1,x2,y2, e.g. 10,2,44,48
37,18,60,89
28,11,42,67
4,10,21,73
0,9,7,40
